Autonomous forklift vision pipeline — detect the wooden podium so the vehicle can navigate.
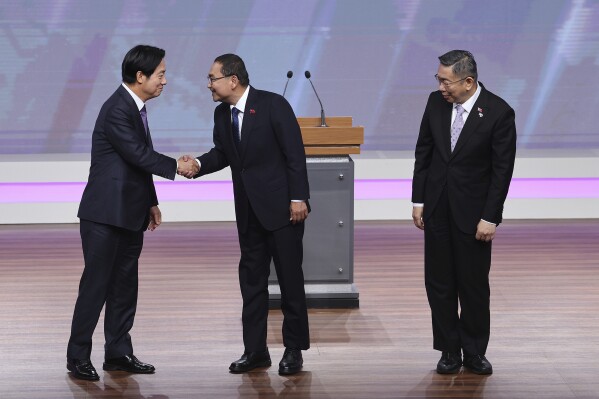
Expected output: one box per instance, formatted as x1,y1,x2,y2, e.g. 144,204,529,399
298,116,364,155
268,117,364,308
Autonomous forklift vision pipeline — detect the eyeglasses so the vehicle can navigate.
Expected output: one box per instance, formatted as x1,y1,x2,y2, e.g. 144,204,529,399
434,74,469,88
207,75,230,84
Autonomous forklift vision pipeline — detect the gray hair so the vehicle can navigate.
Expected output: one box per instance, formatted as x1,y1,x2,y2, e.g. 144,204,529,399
438,50,478,80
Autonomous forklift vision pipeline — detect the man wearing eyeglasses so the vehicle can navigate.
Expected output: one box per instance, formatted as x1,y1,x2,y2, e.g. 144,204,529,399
412,50,516,375
189,54,310,375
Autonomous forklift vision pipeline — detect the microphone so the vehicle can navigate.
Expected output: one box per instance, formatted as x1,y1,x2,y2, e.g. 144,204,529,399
282,71,293,98
304,71,328,127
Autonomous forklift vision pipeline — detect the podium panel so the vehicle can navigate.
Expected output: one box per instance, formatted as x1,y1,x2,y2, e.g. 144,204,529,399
268,156,359,308
268,116,362,308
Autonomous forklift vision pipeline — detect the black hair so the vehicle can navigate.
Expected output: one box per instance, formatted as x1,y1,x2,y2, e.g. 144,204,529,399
214,53,250,86
122,45,165,83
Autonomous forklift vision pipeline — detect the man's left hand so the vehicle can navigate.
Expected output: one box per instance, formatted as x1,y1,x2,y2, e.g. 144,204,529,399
475,220,496,242
289,202,308,224
177,155,199,178
148,206,162,231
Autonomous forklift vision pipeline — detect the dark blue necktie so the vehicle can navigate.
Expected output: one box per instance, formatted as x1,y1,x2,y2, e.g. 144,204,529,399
231,107,240,150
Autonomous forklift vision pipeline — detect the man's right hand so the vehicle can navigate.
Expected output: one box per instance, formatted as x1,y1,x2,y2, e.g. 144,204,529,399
177,155,199,178
412,206,424,230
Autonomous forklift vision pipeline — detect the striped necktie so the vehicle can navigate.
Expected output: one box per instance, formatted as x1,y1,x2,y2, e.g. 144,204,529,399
451,104,465,151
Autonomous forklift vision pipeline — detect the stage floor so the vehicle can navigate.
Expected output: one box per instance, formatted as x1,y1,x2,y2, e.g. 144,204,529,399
0,220,598,398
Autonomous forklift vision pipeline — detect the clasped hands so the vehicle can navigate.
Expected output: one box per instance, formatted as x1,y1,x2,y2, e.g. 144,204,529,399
177,155,199,178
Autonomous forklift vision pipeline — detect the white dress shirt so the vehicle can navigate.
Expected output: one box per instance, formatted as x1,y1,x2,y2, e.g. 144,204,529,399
121,83,145,111
413,84,493,225
231,85,250,138
122,83,179,175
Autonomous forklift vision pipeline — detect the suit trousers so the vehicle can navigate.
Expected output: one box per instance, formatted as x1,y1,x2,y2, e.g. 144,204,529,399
67,219,143,360
424,188,492,356
237,205,310,352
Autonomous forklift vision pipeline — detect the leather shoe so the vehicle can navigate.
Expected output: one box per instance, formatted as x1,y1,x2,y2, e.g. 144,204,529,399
67,358,99,381
278,348,303,375
103,354,155,374
229,349,271,373
436,351,462,374
463,354,493,375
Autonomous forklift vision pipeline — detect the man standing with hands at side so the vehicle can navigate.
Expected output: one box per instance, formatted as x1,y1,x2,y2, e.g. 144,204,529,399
412,50,516,375
190,54,310,375
66,44,198,381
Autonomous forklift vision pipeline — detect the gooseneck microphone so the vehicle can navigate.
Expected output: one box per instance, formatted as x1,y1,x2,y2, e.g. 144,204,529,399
282,71,293,98
304,71,328,127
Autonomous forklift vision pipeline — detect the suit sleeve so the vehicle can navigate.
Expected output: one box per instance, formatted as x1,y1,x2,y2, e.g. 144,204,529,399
412,94,435,203
482,106,517,224
104,104,177,180
271,95,310,200
149,180,159,207
197,108,230,176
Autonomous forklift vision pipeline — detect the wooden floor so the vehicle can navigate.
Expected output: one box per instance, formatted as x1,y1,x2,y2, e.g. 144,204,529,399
0,220,598,399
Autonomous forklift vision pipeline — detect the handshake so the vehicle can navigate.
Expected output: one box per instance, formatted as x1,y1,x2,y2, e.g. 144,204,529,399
177,155,200,179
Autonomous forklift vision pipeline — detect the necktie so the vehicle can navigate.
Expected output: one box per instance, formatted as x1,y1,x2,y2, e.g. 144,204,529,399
140,105,149,135
140,105,153,149
451,104,465,152
231,107,240,150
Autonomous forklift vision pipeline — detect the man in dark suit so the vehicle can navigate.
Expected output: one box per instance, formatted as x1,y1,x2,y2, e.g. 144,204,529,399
66,45,198,381
192,54,310,375
412,50,516,375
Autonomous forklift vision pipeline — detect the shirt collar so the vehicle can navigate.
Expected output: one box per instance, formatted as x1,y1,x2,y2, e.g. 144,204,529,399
231,85,250,113
121,83,145,111
457,83,481,114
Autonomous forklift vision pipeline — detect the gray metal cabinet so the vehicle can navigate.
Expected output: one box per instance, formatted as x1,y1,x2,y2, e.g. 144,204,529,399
268,156,359,308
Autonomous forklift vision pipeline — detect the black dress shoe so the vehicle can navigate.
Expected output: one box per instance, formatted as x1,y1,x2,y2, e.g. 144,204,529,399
103,354,155,374
463,354,493,375
229,349,272,373
436,351,462,374
67,358,100,381
278,348,303,375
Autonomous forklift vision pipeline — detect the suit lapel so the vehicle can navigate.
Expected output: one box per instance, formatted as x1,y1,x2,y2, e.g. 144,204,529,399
238,87,257,160
221,105,240,159
117,85,152,147
140,119,153,148
146,127,154,149
451,84,488,158
440,101,453,159
140,111,152,148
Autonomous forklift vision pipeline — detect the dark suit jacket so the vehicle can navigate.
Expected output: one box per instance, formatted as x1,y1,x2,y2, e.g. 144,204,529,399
78,85,177,231
197,86,310,233
412,83,517,233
